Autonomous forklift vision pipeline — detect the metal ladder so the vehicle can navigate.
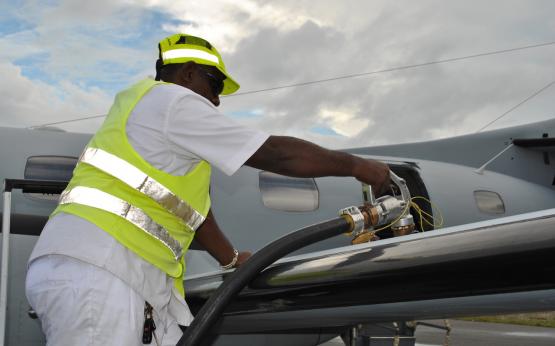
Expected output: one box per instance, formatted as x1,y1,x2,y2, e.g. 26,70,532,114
0,179,67,345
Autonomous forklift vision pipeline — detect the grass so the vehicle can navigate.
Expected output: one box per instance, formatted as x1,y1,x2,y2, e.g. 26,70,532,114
460,312,555,328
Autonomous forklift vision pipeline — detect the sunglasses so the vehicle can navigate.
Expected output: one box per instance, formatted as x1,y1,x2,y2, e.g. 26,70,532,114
199,67,224,96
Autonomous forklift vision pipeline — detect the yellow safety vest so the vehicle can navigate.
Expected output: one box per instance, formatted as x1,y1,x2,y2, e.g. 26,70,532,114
53,78,211,296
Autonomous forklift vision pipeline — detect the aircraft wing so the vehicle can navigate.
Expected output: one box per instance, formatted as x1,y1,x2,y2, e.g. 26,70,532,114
184,209,555,334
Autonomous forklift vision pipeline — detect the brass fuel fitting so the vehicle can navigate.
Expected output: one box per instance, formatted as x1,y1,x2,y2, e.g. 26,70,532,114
339,170,416,244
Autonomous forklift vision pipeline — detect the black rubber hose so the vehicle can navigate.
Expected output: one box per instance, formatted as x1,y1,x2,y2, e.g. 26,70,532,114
177,217,352,346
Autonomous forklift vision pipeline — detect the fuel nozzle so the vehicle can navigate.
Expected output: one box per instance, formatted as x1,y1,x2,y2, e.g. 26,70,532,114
339,170,415,244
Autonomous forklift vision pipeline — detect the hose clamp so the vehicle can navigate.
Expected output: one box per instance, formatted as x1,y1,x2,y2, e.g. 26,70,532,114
339,206,365,236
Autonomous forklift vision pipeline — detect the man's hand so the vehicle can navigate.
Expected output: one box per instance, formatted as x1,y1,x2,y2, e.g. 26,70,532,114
235,251,252,268
353,158,390,196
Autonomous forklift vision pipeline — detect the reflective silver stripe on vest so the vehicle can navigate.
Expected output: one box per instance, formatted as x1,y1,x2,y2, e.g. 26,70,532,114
79,147,205,231
59,186,183,260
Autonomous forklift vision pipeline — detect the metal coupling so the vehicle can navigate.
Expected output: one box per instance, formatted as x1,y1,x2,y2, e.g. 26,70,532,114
339,206,366,236
369,195,406,226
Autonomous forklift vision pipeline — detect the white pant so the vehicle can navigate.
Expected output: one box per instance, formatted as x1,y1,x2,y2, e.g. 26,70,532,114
25,255,183,346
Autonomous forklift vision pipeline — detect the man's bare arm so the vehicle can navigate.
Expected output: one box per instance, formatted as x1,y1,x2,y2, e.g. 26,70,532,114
194,210,250,267
246,135,390,194
199,136,389,267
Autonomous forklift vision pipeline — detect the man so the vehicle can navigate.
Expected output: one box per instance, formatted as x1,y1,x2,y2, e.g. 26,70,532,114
25,33,389,345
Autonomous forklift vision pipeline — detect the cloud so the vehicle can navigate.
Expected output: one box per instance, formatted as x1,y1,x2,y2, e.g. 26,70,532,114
218,1,555,148
0,0,183,130
310,125,343,137
319,107,372,137
146,0,321,53
0,62,111,131
1,0,182,93
1,0,554,148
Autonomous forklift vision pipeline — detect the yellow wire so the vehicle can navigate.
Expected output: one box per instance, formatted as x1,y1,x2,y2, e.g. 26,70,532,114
411,196,444,229
411,202,435,227
410,202,425,231
373,200,411,233
410,202,435,228
412,202,435,229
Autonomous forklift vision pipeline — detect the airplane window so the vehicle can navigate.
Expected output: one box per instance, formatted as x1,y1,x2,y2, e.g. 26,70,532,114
259,171,319,212
474,190,505,214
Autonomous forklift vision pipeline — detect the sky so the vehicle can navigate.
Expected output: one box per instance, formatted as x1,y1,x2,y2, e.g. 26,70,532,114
1,0,555,149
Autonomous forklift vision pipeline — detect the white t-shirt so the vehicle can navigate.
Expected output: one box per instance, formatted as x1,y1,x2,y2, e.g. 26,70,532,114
127,82,268,176
29,82,269,325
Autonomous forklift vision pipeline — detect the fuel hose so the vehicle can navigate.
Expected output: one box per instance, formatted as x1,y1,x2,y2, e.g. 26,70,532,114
177,216,353,346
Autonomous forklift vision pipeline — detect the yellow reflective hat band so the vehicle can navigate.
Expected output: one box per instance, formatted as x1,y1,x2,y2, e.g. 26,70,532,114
162,48,220,65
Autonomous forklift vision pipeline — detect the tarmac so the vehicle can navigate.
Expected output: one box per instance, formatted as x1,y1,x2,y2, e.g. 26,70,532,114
320,319,555,345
